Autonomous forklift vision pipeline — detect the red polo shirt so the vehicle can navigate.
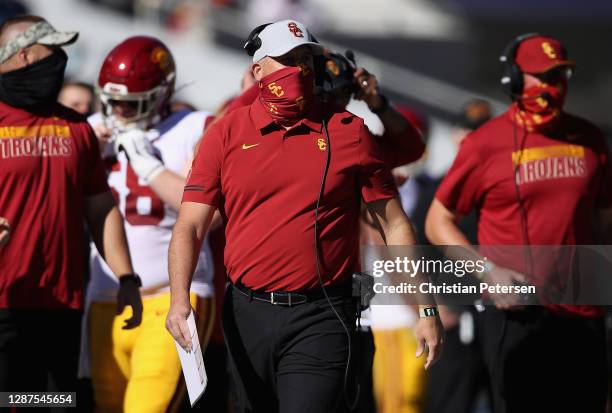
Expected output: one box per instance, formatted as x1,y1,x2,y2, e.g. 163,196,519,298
184,99,397,292
436,111,612,317
0,102,109,309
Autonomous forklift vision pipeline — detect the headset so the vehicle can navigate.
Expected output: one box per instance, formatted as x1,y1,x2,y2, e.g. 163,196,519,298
318,50,358,96
499,32,540,99
243,23,272,57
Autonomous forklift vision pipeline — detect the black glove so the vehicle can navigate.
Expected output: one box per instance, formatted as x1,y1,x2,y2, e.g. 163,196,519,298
117,274,143,329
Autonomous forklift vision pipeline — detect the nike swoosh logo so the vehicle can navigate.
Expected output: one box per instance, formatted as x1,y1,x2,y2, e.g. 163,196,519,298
242,143,260,150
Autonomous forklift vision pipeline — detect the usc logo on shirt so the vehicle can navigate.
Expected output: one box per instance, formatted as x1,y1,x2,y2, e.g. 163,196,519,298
317,138,327,151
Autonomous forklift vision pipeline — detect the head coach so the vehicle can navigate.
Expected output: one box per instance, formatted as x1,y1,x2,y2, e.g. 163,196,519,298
426,34,612,412
166,19,443,412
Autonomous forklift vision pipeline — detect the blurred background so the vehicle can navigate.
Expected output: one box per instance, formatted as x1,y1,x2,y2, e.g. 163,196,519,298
4,0,611,178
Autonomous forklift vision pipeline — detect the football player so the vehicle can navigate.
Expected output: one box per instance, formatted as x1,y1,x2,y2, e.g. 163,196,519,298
84,36,215,413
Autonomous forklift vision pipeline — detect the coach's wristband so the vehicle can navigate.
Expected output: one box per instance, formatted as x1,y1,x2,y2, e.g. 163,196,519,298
419,307,439,318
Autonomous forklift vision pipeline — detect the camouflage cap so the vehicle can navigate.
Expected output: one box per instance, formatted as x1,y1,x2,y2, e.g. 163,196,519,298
0,21,78,63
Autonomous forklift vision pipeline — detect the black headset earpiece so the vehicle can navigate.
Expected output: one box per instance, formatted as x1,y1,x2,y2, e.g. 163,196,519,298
313,54,327,96
243,23,272,57
314,50,359,98
500,32,540,99
309,35,329,96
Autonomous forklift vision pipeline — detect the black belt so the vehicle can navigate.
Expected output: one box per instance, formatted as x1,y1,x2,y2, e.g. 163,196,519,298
232,282,350,307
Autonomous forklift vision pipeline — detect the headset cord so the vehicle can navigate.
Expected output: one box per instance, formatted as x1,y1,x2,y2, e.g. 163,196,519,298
511,115,534,277
313,117,359,410
490,115,534,410
489,119,528,412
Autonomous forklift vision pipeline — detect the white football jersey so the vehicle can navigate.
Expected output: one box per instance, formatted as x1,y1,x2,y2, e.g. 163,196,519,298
87,110,214,302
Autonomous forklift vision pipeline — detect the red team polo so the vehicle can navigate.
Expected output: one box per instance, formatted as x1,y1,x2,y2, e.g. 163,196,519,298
436,111,612,316
0,102,109,309
184,99,398,292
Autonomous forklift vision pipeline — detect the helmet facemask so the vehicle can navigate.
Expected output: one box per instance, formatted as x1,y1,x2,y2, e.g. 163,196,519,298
98,73,175,131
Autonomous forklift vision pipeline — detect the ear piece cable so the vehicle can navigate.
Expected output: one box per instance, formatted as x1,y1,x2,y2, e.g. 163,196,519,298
313,114,359,410
490,115,529,404
492,108,535,393
512,116,531,251
511,111,534,277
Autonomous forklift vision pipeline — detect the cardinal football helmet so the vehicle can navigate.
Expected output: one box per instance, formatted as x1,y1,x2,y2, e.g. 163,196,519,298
97,36,176,128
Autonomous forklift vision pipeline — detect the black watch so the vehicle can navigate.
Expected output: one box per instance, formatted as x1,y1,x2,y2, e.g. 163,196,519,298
119,273,142,287
370,95,390,115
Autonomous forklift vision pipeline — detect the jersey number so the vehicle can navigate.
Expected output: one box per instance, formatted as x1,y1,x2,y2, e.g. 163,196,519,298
110,161,165,226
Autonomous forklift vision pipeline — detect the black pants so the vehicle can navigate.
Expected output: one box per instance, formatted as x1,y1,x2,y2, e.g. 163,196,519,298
478,306,607,413
0,309,81,412
190,341,232,412
222,285,355,413
349,328,376,413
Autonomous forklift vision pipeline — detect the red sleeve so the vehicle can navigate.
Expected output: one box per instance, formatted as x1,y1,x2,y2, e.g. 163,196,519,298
377,122,426,168
435,133,483,215
358,122,398,203
81,122,109,196
225,84,259,114
183,120,224,207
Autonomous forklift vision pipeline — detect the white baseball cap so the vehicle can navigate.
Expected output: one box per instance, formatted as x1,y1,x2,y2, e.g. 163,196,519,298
246,19,323,63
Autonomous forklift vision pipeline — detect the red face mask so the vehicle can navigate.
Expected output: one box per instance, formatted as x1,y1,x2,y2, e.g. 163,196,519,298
511,82,567,132
259,65,315,124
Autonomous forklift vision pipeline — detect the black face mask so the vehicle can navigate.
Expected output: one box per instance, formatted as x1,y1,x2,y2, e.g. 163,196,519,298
0,49,67,110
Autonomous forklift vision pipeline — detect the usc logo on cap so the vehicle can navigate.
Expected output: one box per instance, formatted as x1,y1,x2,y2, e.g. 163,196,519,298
288,22,304,38
541,42,557,60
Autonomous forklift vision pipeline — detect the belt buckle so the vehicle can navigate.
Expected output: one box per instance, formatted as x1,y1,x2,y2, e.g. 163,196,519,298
270,291,283,306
